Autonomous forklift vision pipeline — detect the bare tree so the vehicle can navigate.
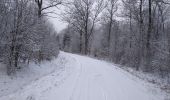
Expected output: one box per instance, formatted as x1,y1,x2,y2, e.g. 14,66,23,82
0,0,59,75
102,0,118,59
62,0,105,54
35,0,62,17
59,0,170,81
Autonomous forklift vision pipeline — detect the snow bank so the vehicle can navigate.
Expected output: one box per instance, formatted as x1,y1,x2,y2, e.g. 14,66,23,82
0,51,73,98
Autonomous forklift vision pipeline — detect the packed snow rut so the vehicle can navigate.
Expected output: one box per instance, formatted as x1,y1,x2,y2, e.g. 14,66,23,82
0,52,168,100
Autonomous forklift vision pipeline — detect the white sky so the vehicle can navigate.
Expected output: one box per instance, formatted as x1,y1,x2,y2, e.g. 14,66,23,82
47,8,68,33
48,16,68,33
44,1,68,33
45,0,124,33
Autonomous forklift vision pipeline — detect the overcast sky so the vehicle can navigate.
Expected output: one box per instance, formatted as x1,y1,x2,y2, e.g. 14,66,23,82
46,0,124,33
45,3,67,33
48,16,67,33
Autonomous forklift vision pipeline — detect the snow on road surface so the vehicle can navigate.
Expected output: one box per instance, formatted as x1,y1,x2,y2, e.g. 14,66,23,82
0,52,168,100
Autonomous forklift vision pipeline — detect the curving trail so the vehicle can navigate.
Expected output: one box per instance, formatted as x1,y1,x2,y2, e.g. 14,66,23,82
0,52,165,100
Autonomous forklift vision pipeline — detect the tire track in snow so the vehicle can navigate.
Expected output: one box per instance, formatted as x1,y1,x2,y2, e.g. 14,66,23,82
69,58,83,100
69,55,91,100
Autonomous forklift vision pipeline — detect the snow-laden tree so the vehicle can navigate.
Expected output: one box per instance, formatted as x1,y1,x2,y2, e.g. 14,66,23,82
35,0,62,17
59,0,170,80
0,0,59,75
61,0,106,54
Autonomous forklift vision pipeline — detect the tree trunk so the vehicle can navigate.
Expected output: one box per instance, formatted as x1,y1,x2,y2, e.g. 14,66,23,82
14,50,19,68
136,0,144,71
80,30,83,53
85,28,88,54
145,0,152,72
108,5,113,59
108,18,112,50
35,0,43,17
84,7,89,55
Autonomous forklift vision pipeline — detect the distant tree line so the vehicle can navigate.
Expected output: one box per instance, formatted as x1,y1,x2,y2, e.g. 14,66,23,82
59,0,170,80
0,0,61,75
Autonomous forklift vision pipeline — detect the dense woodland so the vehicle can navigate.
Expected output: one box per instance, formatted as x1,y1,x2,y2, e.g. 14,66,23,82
0,0,61,75
0,0,170,82
59,0,170,80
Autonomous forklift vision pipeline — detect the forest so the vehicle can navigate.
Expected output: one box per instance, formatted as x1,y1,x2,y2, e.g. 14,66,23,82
0,0,170,99
59,0,170,81
0,0,170,83
0,0,61,75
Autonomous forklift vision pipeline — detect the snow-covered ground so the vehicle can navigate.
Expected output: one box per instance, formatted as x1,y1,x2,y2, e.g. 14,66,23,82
0,52,169,100
0,52,74,99
119,64,170,93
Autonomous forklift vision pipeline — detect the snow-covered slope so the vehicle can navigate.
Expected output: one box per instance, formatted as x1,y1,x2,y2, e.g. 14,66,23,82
0,52,169,100
0,52,74,99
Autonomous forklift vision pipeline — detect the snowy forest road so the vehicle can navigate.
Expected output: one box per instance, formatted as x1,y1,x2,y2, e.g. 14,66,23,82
58,53,164,100
0,52,165,100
